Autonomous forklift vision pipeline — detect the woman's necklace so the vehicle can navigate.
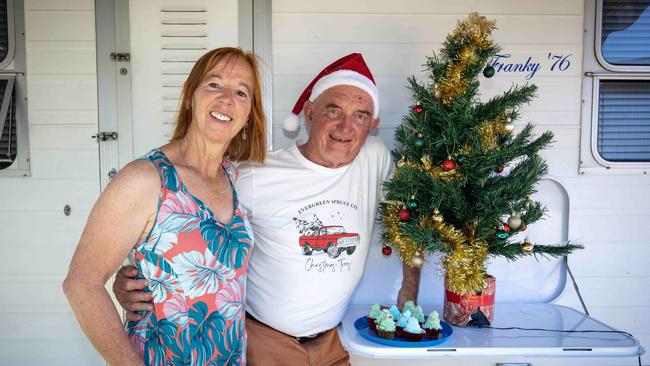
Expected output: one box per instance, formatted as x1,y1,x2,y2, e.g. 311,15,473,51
179,144,230,195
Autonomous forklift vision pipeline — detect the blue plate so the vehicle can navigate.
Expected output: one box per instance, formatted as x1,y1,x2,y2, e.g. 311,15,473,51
354,316,453,347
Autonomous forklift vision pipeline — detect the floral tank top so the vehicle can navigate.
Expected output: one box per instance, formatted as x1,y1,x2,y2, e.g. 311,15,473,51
125,149,253,365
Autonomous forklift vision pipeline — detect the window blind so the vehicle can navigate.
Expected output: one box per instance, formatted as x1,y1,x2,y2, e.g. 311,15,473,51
601,0,650,66
0,78,15,168
0,1,8,65
597,79,650,161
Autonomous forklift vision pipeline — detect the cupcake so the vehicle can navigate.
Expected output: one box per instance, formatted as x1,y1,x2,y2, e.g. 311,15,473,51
388,305,402,321
373,309,391,329
395,309,411,338
376,314,396,340
423,310,443,340
402,300,416,314
411,305,425,325
403,317,425,342
367,304,382,330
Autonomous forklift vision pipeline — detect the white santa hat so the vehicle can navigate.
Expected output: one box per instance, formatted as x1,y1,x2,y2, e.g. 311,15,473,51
283,53,380,132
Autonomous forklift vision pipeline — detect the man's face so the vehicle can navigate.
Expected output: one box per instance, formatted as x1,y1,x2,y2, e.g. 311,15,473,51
300,85,379,168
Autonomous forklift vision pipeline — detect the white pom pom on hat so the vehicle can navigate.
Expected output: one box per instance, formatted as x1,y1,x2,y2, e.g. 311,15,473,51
282,113,301,132
282,53,379,132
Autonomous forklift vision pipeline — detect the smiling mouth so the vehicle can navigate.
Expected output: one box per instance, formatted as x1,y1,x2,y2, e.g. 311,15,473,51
210,111,233,122
329,134,352,143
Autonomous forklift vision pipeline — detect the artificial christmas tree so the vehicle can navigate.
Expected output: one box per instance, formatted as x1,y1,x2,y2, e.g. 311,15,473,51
380,12,582,326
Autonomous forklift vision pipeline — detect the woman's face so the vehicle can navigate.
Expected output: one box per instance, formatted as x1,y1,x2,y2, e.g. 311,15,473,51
190,56,254,145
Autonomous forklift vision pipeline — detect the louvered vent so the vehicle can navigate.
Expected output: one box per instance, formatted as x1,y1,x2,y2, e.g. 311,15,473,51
0,77,15,169
160,5,208,132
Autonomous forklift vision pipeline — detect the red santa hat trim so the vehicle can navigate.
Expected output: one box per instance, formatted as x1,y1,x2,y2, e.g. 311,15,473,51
283,53,379,132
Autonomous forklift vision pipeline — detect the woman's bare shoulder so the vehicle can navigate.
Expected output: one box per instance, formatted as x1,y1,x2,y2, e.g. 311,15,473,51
102,159,161,200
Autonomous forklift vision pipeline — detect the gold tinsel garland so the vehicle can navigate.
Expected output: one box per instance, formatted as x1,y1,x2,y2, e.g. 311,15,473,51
382,203,430,268
450,12,496,51
437,47,474,107
478,114,509,150
383,203,490,294
396,155,462,182
437,12,496,107
434,215,489,294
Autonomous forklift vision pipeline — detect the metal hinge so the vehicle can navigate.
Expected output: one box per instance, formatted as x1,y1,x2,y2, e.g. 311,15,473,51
110,52,130,62
92,131,118,142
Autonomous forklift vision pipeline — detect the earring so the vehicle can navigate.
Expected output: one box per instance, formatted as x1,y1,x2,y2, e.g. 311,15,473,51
242,123,248,140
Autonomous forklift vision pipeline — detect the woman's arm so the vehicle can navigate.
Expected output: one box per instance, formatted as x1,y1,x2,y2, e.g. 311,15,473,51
63,160,159,366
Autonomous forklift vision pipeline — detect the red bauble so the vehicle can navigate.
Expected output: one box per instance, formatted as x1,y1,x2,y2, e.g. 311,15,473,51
502,223,510,232
382,245,392,256
413,104,424,113
495,166,505,173
399,207,412,221
442,158,457,171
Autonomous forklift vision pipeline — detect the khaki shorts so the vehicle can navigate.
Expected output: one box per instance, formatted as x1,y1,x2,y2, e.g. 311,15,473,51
245,313,350,366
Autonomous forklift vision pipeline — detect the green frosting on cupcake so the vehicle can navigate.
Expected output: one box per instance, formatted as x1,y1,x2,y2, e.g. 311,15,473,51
377,315,396,332
411,305,425,323
374,308,390,324
368,304,382,319
402,300,415,313
423,310,442,330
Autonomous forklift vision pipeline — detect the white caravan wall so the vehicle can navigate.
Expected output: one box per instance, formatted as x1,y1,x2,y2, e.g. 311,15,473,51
0,0,102,365
272,1,649,365
0,1,646,365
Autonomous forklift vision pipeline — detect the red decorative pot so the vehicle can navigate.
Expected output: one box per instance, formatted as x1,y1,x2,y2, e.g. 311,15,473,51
443,275,495,327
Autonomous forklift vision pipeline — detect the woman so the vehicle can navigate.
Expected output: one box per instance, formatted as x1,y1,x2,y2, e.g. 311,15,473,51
63,47,266,365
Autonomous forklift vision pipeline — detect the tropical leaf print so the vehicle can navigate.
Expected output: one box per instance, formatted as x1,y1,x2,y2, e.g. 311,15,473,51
200,213,252,269
217,323,243,365
139,258,179,303
162,293,189,329
190,302,225,365
215,275,244,321
159,163,179,192
155,318,184,363
142,249,179,277
174,249,235,299
126,311,155,358
158,189,205,233
145,318,181,366
126,152,248,365
145,149,178,191
140,230,177,256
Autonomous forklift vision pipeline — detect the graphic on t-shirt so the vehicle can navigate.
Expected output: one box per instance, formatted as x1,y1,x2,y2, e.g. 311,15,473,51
293,215,360,258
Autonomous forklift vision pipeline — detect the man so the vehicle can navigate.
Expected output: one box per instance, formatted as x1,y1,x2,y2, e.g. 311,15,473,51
114,53,421,365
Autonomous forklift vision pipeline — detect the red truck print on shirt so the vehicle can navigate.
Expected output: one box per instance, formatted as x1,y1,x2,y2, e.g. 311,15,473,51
299,225,360,258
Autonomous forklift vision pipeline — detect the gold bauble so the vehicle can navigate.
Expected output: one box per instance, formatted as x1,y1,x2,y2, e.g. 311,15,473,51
504,123,515,132
432,209,443,221
412,253,425,267
521,239,534,253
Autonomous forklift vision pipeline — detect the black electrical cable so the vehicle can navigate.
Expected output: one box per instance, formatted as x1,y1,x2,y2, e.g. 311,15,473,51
485,325,634,339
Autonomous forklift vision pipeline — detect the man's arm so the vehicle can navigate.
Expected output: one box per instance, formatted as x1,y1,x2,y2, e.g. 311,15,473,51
397,263,421,309
113,265,153,321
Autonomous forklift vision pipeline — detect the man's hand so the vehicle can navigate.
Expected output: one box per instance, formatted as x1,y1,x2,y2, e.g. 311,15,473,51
397,264,421,309
113,265,153,321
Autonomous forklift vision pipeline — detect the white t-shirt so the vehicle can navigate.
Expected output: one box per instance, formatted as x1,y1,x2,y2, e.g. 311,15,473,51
236,136,392,337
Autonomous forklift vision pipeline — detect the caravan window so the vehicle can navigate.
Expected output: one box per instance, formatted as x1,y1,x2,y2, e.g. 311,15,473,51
585,0,650,167
0,0,27,175
0,75,16,169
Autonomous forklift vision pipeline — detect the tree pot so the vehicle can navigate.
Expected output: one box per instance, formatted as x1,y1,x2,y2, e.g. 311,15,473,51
443,275,495,327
